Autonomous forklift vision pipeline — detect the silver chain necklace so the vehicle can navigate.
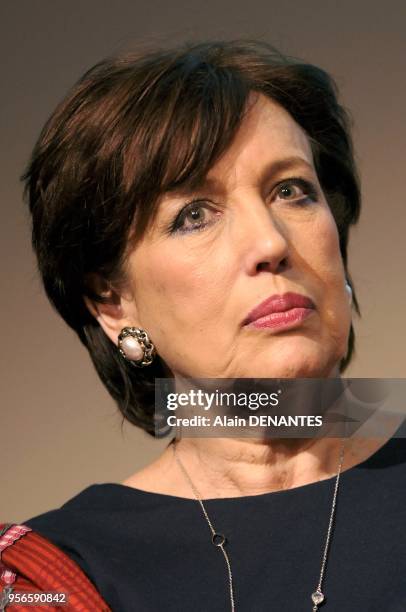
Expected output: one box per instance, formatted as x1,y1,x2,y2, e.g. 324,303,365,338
172,438,346,611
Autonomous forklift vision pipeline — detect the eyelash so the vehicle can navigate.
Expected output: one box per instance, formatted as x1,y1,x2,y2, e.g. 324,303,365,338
166,177,319,235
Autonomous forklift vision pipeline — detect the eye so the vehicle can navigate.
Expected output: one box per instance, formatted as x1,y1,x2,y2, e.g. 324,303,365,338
167,200,220,235
273,177,319,205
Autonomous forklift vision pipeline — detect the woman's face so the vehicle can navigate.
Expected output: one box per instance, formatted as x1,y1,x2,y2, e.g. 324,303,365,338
121,93,352,379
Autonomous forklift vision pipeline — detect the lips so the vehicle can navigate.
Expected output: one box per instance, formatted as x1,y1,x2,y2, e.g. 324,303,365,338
243,292,316,326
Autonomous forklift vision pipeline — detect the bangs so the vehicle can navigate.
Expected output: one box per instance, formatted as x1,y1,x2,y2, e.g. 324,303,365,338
121,58,251,239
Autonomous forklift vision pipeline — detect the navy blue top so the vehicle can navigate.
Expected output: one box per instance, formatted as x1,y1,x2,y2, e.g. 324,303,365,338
25,427,406,612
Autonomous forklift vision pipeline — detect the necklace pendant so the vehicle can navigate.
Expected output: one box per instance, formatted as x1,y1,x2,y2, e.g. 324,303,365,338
311,589,325,607
212,532,226,547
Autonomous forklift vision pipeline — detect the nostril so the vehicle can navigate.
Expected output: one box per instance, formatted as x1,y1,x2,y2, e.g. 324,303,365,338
257,261,270,272
256,258,288,273
278,257,289,272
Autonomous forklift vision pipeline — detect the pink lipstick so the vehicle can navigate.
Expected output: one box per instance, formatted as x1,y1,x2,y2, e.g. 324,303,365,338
243,292,316,331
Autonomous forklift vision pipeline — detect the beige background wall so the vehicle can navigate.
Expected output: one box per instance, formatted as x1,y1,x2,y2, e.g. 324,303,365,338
1,0,405,523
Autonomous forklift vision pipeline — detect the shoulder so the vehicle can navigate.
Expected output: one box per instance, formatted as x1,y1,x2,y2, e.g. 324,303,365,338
13,483,174,611
22,484,147,562
1,484,147,611
24,482,171,562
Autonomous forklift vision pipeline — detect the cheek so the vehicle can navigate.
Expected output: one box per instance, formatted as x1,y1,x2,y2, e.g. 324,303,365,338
129,245,225,338
305,207,345,286
309,211,350,336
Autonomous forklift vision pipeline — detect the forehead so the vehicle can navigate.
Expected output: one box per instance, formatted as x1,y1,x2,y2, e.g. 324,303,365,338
149,92,318,232
205,93,315,187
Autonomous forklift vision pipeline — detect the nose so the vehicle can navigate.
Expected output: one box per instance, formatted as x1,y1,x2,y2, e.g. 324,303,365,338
238,197,290,276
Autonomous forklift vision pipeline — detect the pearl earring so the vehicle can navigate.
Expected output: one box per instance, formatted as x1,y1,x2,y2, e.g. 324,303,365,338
118,327,156,367
345,281,353,305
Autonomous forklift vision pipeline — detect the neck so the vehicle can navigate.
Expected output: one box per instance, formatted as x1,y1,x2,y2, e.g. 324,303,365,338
167,367,350,497
123,427,395,499
171,436,348,498
123,367,402,499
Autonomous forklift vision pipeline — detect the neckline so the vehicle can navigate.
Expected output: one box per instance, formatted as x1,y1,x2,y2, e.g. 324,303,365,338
96,425,404,505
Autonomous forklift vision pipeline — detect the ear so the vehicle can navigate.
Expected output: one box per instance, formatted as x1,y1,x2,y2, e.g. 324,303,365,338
83,274,140,347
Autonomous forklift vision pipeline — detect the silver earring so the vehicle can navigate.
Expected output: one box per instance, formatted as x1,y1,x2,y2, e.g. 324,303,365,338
118,327,156,367
345,281,353,305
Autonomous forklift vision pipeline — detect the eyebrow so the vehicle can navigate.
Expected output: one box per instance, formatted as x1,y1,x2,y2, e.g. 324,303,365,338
257,155,315,183
168,155,315,197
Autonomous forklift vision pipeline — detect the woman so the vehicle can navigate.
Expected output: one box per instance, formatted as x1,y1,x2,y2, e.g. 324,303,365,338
1,40,405,612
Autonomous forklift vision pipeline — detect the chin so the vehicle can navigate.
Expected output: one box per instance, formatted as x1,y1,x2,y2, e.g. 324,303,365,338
245,340,340,379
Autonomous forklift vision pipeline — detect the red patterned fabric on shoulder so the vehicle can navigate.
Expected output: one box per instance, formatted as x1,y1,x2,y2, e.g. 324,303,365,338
0,523,111,611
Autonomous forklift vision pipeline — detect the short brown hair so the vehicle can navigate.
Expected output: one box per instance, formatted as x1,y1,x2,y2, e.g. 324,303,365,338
23,39,361,436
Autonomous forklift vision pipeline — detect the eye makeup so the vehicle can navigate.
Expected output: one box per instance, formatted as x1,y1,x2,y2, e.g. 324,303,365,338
163,176,320,236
